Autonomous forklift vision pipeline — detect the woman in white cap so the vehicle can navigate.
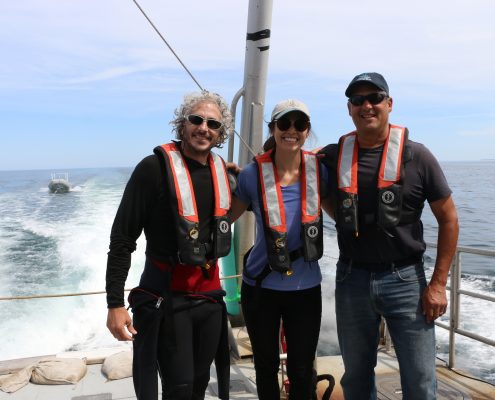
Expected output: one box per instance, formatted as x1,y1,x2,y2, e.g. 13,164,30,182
231,99,330,399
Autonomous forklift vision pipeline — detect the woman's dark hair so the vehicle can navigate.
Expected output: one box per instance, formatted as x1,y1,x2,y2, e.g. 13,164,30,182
262,135,276,152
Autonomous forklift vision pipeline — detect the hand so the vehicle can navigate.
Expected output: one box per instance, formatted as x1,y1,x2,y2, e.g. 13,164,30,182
106,307,137,341
226,162,241,176
421,282,448,323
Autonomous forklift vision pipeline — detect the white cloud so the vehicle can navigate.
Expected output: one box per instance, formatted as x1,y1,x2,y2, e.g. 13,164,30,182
1,0,494,167
2,0,495,93
63,64,157,85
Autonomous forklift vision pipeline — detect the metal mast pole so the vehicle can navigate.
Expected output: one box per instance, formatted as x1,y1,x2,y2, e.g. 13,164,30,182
234,0,273,293
238,0,273,166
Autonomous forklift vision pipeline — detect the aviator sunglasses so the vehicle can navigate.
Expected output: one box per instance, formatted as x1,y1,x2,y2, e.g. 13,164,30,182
185,114,223,130
274,117,310,132
348,92,388,106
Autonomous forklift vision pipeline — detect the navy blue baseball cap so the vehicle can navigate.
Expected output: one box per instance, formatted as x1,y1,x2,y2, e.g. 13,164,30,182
345,72,389,97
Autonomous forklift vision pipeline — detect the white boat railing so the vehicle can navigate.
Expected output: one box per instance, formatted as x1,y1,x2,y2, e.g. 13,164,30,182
50,172,69,181
426,242,495,369
383,243,495,370
2,244,495,374
0,274,242,302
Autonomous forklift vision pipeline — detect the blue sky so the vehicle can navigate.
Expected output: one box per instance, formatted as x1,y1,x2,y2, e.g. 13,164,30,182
1,0,494,171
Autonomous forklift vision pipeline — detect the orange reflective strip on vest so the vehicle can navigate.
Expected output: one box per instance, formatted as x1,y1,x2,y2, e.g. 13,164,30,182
378,125,406,188
161,143,198,222
337,133,359,194
337,125,406,192
161,143,231,221
208,152,231,217
255,149,320,232
301,151,320,223
257,151,286,233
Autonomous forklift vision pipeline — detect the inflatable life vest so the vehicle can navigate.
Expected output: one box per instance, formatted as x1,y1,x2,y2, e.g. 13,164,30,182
254,149,323,273
336,125,419,236
158,142,232,265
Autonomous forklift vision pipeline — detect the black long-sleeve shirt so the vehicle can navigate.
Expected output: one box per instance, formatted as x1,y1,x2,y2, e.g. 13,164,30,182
106,149,214,308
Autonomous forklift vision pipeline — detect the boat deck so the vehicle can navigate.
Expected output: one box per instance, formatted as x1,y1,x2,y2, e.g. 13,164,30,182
0,359,259,400
1,327,494,400
316,350,495,399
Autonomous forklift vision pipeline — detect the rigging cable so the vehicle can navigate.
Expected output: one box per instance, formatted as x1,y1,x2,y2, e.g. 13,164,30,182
131,0,257,158
131,0,204,91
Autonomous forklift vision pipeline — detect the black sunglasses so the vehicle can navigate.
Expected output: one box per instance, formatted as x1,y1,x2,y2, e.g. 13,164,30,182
274,118,310,132
185,114,223,130
348,92,388,106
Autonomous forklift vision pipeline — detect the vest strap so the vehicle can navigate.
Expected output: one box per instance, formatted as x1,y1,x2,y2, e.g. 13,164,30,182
243,246,305,287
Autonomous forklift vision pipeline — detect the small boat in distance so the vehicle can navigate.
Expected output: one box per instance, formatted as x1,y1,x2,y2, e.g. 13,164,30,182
48,173,71,193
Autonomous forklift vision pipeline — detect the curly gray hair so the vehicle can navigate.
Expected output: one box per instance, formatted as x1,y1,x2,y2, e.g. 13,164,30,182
171,91,233,148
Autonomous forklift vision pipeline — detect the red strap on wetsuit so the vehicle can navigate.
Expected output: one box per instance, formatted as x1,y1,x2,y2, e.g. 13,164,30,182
151,259,222,293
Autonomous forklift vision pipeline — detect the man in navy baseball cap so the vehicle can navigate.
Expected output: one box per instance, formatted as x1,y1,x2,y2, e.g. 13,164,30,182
345,72,389,97
318,70,459,400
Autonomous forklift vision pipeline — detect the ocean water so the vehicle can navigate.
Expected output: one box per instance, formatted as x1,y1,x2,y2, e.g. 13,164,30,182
0,162,494,383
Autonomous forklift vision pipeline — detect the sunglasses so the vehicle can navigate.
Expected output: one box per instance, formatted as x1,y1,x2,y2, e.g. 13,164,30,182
348,92,388,106
185,114,223,130
274,118,310,132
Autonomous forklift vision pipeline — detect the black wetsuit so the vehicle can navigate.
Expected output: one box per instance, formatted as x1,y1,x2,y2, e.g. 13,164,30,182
106,147,229,400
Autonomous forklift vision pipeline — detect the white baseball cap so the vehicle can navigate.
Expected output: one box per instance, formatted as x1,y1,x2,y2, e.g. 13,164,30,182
270,99,310,120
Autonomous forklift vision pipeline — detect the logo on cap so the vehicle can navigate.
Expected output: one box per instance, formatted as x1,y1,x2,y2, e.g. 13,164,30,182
358,74,373,82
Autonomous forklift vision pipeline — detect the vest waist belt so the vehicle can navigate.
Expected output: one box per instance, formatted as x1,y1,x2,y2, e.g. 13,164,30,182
339,253,423,272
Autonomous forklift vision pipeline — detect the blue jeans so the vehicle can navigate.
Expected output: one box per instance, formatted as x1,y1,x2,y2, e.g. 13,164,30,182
335,261,436,400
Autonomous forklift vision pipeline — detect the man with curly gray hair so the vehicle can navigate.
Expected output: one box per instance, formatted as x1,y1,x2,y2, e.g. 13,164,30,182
171,90,233,150
106,90,234,399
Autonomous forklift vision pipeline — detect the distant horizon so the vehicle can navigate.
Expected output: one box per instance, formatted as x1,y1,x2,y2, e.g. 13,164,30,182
1,158,494,173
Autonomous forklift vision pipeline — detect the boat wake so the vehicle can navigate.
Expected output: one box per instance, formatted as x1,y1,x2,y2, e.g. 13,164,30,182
0,168,493,385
